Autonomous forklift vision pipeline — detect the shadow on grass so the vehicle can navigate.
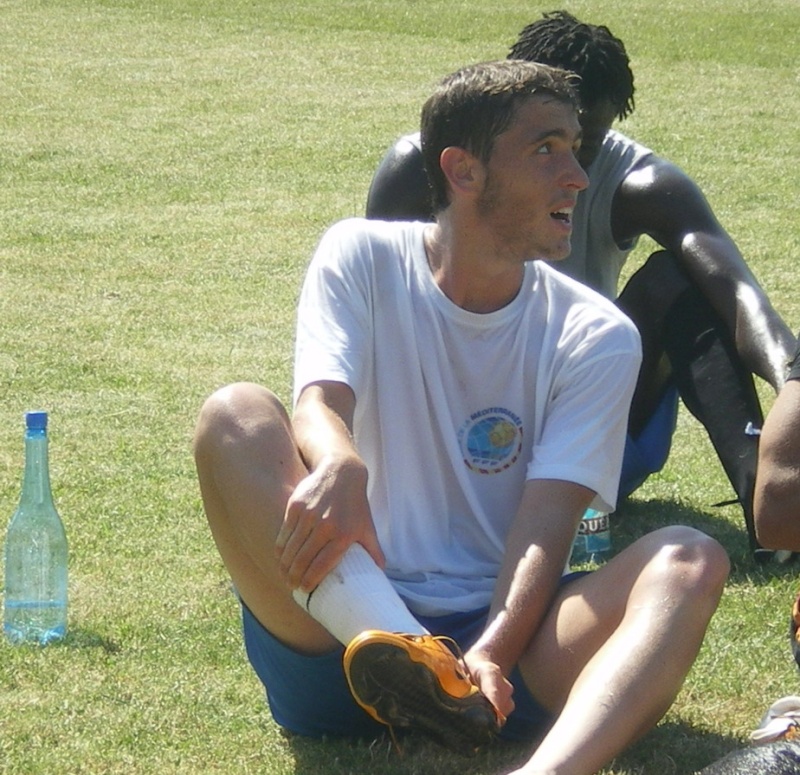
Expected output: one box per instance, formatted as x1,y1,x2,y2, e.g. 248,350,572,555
60,627,122,653
6,627,121,652
281,720,751,775
614,496,799,584
611,720,762,774
282,729,539,775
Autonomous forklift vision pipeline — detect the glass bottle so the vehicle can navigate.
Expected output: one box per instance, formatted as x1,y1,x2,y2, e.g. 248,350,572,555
3,411,68,644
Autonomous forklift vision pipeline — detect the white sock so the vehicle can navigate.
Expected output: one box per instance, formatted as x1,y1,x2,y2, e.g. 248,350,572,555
292,543,428,645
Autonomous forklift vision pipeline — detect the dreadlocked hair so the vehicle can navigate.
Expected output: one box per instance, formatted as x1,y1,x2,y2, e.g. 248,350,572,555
509,10,635,120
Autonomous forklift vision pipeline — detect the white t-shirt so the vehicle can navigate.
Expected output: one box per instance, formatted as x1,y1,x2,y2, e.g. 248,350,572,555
294,218,641,615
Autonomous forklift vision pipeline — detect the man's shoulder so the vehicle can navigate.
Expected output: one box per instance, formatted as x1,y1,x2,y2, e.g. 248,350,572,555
318,218,425,267
323,216,422,244
534,262,641,341
602,130,698,189
589,129,654,182
603,129,651,155
393,132,421,155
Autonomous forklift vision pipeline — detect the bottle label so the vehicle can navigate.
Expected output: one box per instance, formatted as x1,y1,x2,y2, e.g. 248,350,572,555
576,512,610,536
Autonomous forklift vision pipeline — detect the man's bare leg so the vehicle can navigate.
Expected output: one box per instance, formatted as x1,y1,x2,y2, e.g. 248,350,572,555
193,381,337,654
195,379,432,643
194,382,499,749
512,526,729,775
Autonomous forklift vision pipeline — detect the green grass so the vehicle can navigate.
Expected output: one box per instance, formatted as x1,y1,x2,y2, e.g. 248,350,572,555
0,0,798,772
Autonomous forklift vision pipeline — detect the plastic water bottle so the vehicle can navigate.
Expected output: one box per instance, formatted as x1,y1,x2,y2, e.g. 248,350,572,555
3,411,68,644
570,508,611,565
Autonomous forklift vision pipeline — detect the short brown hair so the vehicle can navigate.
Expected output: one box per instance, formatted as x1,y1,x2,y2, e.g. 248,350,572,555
420,59,580,212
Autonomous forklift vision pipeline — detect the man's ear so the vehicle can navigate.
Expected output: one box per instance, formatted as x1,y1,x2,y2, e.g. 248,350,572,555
439,146,484,198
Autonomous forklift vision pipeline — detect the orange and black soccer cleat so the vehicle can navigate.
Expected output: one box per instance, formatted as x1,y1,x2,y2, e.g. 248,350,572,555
343,630,501,753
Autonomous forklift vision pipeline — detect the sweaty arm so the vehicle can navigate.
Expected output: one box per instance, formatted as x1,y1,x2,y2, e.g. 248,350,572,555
465,478,595,717
755,375,800,550
365,133,434,222
612,156,795,391
276,380,384,592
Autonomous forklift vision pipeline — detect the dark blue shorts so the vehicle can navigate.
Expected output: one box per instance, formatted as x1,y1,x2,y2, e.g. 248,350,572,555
242,571,587,744
619,385,680,499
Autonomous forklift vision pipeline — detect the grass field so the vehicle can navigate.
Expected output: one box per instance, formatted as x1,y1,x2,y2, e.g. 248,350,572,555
1,0,799,772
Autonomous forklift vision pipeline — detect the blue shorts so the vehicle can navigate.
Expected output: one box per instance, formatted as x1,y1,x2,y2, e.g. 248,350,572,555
242,572,586,744
619,385,679,499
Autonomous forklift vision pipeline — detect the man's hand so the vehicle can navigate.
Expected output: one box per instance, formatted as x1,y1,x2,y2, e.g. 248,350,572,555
464,648,515,723
274,456,384,592
282,380,385,592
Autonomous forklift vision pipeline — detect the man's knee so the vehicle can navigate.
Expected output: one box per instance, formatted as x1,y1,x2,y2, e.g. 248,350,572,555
194,382,288,461
634,250,688,291
618,250,692,321
644,526,730,599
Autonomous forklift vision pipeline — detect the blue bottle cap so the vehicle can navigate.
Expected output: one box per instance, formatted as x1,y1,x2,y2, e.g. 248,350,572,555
25,411,48,430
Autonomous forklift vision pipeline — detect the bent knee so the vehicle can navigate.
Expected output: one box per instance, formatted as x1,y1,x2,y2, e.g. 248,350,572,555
644,526,730,597
194,382,288,457
638,250,688,289
624,250,689,299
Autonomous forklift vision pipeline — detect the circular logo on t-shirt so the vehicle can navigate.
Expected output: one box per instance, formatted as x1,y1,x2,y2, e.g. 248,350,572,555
459,407,523,474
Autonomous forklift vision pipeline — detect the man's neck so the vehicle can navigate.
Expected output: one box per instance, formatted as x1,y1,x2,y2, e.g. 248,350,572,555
424,222,525,314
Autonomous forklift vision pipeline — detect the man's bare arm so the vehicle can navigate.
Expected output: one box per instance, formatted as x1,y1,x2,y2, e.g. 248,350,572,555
465,478,595,716
275,381,384,592
613,157,795,391
755,379,800,549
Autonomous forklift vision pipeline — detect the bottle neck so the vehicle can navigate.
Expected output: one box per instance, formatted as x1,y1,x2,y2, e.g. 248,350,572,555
21,429,54,506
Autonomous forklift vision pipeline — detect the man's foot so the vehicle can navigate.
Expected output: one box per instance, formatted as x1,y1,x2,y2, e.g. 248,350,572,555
343,630,501,752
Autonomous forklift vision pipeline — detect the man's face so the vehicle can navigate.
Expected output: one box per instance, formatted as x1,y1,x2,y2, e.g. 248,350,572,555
576,99,617,169
475,95,588,261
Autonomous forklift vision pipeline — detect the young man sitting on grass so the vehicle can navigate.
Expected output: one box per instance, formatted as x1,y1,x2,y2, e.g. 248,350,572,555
194,59,728,775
